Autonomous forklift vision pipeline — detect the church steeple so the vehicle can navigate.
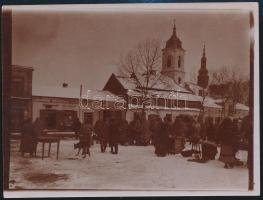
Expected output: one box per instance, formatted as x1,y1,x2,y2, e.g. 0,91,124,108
197,43,209,88
173,20,176,36
161,22,186,84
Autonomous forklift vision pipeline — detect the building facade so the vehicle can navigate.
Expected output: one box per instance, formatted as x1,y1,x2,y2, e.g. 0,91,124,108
10,65,34,132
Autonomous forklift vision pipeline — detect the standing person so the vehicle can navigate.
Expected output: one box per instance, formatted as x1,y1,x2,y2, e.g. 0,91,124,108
218,117,238,168
141,114,151,146
165,116,174,154
190,118,201,147
94,118,109,153
133,116,142,145
109,117,119,154
80,121,93,158
201,117,218,162
172,117,186,154
118,119,129,146
20,111,37,157
128,120,135,145
73,117,81,139
158,116,169,157
153,116,163,156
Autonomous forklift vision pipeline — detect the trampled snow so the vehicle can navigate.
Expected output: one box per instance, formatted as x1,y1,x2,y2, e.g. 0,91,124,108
9,139,248,191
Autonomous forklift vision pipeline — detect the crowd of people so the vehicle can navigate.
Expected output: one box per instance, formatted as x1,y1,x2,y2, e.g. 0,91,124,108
18,110,251,169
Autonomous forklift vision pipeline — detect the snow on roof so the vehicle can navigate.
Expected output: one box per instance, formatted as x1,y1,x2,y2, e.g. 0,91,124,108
115,74,189,93
33,85,124,102
147,90,201,101
185,82,203,90
202,97,222,109
33,85,79,99
236,103,249,111
83,90,125,102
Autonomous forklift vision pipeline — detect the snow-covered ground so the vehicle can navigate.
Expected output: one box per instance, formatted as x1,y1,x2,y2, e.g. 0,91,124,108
9,139,248,191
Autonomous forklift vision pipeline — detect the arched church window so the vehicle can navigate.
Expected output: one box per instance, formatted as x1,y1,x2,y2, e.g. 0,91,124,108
178,77,181,84
167,55,172,68
178,56,181,68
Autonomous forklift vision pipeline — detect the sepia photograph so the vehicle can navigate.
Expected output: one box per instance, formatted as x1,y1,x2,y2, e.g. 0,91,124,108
2,3,260,197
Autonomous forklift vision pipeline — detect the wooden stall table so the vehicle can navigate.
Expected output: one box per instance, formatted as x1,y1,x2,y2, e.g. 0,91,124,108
37,136,60,160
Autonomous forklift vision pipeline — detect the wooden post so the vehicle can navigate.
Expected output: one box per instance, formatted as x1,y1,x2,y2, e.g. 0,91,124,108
56,140,60,160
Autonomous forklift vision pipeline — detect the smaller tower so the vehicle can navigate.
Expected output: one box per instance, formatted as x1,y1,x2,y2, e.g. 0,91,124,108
197,44,209,88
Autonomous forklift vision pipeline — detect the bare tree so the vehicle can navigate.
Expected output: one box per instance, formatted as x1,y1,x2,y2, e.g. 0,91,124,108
210,66,249,117
118,39,162,113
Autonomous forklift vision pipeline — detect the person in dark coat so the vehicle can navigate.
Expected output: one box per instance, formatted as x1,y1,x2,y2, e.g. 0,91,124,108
73,117,81,139
153,116,163,156
109,117,119,154
172,117,186,154
128,120,135,145
201,117,218,162
218,117,238,168
133,117,142,145
94,118,109,152
118,119,129,146
80,122,93,158
20,112,37,157
141,115,151,146
165,116,175,154
155,116,170,157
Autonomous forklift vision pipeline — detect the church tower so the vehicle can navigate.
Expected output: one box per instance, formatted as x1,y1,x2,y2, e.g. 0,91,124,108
161,23,186,84
197,44,209,88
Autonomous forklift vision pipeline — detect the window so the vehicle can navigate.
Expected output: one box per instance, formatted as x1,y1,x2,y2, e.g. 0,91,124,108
178,77,181,84
178,56,181,68
167,55,172,68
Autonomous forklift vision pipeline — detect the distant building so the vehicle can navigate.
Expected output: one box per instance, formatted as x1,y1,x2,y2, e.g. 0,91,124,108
197,44,209,89
11,65,34,132
32,86,125,130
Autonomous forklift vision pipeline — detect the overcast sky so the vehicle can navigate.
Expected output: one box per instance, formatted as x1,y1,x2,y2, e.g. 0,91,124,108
11,6,250,90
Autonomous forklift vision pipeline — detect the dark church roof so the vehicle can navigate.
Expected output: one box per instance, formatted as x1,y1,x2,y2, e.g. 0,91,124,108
165,24,184,50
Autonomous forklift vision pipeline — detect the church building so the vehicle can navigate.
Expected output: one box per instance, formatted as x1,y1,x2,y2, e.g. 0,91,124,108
103,24,222,123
